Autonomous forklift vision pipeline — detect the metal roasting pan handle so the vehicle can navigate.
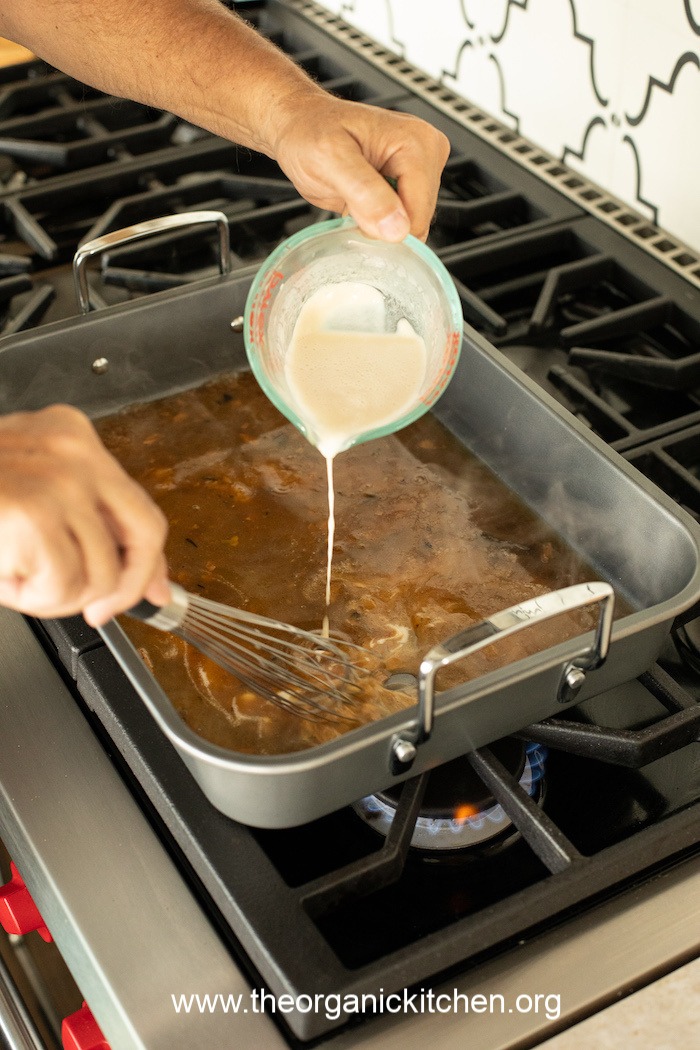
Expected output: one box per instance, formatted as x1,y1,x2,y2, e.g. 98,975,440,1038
390,581,615,772
72,210,231,314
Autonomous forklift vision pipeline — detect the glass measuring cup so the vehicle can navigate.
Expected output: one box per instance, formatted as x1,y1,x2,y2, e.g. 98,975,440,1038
243,217,463,453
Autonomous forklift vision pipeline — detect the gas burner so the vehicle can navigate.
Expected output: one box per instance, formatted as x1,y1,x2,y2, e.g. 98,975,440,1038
354,740,547,852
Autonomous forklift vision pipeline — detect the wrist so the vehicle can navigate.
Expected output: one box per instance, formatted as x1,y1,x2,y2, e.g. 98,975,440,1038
247,80,329,159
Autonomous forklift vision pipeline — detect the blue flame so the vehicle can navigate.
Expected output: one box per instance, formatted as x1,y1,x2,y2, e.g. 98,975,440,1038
358,741,548,847
524,741,548,794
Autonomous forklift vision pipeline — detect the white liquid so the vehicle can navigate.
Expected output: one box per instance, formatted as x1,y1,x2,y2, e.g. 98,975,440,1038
284,282,427,632
321,454,334,639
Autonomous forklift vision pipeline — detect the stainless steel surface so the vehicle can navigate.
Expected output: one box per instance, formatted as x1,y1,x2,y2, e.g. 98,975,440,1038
392,581,615,771
72,211,231,314
0,610,698,1050
0,953,46,1050
0,607,255,1050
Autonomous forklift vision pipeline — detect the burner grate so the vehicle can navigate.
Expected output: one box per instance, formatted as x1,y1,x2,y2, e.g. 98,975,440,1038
0,271,54,335
0,67,99,120
623,425,700,522
429,156,565,251
0,140,295,262
101,198,331,291
0,98,179,172
547,365,700,449
430,217,700,461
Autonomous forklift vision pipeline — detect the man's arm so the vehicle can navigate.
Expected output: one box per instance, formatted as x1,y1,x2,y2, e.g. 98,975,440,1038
0,0,316,160
0,0,451,626
0,0,450,241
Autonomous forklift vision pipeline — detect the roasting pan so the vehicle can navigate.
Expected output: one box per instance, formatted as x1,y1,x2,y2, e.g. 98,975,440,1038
2,212,700,829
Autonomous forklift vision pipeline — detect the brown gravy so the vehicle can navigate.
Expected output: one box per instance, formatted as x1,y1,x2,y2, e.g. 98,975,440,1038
96,371,622,756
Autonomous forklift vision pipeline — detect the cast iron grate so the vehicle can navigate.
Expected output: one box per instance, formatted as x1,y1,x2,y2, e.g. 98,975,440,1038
0,139,297,262
0,270,54,335
622,425,700,523
0,98,180,173
433,218,700,456
428,156,568,252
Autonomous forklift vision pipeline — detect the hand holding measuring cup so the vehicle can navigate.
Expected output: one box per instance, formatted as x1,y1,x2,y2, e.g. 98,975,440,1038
243,217,464,457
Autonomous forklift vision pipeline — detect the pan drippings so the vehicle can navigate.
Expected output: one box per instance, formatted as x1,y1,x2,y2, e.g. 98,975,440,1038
96,371,619,756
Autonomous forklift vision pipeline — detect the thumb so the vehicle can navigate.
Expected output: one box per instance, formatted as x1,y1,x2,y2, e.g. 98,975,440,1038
329,152,410,241
144,555,172,607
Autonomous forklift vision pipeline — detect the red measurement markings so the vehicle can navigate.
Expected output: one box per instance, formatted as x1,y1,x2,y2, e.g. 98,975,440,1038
421,330,461,407
248,269,284,349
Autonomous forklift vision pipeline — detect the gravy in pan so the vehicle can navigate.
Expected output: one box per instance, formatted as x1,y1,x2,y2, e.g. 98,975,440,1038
96,371,621,756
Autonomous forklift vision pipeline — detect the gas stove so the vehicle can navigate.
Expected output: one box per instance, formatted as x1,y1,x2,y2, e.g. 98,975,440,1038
0,3,698,1049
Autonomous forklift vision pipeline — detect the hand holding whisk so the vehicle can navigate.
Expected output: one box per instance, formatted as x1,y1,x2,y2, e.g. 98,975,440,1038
126,583,370,723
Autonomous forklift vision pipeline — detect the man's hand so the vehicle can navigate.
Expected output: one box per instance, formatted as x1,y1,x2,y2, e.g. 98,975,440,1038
0,405,170,626
273,92,451,243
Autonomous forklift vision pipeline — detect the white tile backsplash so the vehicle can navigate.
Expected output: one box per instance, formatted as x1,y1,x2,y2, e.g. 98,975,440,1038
319,0,700,255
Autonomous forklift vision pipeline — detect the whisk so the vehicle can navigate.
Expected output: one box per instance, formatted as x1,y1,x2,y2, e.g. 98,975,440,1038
126,583,368,723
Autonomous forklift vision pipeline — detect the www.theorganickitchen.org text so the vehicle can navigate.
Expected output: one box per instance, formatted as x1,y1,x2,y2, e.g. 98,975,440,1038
171,988,562,1022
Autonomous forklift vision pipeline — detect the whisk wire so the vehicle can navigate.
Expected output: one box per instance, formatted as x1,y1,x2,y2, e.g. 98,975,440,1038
180,613,362,721
127,584,373,723
179,629,354,721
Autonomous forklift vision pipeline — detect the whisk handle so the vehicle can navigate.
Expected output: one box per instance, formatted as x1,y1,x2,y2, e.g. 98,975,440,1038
124,584,190,631
127,599,162,622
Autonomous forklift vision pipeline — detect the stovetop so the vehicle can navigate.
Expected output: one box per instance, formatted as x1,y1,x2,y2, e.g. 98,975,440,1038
45,618,694,1043
0,1,699,1048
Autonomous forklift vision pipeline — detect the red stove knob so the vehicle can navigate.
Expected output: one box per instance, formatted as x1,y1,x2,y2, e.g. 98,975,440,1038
62,1002,111,1050
0,861,52,942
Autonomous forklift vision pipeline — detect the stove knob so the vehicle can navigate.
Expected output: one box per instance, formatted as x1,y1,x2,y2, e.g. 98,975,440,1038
0,861,52,942
62,1002,111,1050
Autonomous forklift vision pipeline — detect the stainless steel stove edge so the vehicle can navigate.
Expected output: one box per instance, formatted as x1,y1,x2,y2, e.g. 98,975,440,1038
0,607,268,1050
0,607,698,1050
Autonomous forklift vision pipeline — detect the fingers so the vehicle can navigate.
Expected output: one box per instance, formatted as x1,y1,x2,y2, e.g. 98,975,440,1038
275,97,450,242
0,405,169,625
315,148,411,242
144,554,172,607
383,131,451,242
58,500,123,610
0,506,87,618
82,490,169,627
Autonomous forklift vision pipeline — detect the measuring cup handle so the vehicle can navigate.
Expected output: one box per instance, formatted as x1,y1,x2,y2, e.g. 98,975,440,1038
72,211,231,314
390,581,615,772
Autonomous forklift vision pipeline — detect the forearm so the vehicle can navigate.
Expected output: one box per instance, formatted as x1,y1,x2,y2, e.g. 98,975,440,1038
0,0,324,157
2,1,449,249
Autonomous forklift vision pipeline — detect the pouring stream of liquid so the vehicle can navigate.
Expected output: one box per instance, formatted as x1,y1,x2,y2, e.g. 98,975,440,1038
283,282,428,634
321,454,335,639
